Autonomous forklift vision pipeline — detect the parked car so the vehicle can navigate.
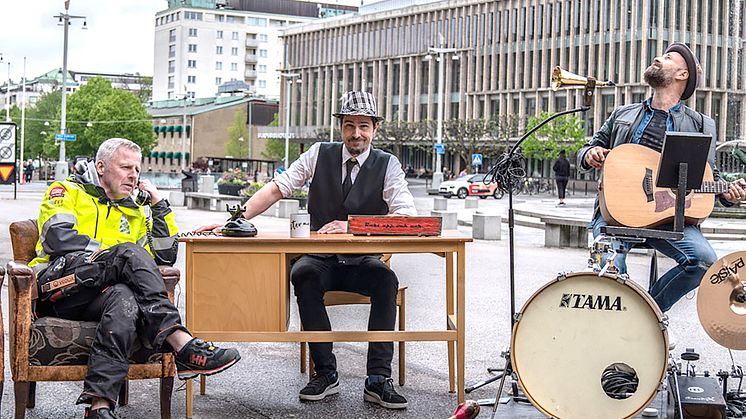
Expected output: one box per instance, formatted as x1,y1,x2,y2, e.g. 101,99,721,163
439,174,504,199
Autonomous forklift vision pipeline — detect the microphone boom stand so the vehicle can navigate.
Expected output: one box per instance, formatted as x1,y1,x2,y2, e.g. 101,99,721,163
467,82,596,418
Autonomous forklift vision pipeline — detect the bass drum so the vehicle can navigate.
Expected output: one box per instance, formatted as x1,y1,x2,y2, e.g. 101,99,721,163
511,272,668,419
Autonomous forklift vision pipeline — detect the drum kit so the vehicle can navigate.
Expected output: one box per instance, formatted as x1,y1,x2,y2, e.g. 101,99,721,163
487,243,746,419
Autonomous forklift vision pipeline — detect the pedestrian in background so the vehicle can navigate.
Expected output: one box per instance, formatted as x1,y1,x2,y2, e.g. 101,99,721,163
553,149,570,206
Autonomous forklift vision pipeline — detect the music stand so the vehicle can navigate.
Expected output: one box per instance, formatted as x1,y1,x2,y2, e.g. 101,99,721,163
656,131,712,232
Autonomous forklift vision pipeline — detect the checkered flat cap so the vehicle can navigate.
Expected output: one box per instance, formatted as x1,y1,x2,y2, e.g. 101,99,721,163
333,91,384,122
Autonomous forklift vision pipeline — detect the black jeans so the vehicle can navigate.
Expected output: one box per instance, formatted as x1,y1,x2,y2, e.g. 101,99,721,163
291,254,399,377
556,178,568,200
37,242,187,405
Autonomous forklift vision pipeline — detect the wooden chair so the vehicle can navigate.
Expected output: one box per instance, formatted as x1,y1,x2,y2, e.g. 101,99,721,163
6,219,178,419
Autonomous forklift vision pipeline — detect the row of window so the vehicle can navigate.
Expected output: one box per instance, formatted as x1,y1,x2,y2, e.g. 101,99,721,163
175,43,269,57
170,28,270,41
156,10,300,27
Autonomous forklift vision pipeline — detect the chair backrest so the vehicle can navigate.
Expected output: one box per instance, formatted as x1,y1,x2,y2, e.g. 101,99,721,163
9,219,40,264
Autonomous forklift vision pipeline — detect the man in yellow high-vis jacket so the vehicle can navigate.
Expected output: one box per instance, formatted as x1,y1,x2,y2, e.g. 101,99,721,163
31,138,240,419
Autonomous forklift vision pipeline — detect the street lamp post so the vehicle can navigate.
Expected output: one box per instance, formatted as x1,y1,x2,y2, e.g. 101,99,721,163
54,1,87,181
180,95,190,171
427,46,462,191
4,60,9,122
279,72,300,169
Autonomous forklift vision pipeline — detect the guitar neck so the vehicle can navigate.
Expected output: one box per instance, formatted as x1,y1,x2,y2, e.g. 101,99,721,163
696,181,729,194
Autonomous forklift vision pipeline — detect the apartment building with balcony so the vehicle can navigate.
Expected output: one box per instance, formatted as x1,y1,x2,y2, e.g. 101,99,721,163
152,0,356,101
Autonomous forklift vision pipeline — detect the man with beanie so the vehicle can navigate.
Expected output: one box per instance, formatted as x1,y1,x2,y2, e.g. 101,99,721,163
577,43,746,315
196,91,416,409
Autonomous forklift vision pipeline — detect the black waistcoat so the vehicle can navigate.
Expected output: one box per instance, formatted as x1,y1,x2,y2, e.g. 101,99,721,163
308,143,390,231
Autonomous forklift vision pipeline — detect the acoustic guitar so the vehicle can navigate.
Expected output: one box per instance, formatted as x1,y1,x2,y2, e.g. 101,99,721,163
599,143,729,228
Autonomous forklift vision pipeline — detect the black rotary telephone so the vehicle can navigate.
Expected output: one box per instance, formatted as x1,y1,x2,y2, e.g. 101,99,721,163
221,204,257,237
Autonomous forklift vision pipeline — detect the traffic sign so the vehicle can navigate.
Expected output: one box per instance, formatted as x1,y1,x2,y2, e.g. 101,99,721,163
434,143,445,155
0,164,14,182
472,153,483,166
55,133,77,141
0,122,16,164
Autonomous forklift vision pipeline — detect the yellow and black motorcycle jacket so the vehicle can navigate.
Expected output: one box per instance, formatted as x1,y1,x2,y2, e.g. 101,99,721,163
29,173,179,276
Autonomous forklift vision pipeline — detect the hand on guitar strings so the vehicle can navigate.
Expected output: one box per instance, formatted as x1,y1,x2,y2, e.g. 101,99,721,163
723,178,746,204
585,146,611,169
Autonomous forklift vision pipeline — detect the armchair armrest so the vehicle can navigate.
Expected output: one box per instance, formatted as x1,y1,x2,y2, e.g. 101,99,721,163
6,260,34,380
158,266,180,303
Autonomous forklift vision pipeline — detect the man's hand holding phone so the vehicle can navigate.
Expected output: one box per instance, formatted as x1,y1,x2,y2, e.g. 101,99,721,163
136,179,161,205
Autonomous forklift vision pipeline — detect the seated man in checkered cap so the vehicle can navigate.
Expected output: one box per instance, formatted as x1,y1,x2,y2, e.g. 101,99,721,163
197,91,415,409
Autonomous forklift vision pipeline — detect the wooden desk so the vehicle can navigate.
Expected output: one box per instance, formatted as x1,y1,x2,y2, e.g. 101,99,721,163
179,231,471,416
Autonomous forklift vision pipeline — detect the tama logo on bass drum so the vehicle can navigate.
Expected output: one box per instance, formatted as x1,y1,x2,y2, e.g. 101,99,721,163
559,293,624,311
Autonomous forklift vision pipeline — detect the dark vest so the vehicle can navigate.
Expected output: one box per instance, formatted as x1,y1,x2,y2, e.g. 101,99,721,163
308,143,390,231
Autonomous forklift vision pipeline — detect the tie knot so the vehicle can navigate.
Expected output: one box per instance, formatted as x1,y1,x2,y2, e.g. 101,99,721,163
346,159,357,170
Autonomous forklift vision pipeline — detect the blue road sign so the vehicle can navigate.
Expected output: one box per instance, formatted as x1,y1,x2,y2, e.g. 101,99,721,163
55,133,77,141
434,143,445,154
472,153,483,166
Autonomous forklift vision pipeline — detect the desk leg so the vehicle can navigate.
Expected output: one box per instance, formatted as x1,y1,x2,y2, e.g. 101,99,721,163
446,252,456,394
456,243,466,403
186,378,193,418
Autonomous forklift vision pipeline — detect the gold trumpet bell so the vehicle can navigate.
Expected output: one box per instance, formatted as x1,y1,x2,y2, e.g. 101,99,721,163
551,66,615,91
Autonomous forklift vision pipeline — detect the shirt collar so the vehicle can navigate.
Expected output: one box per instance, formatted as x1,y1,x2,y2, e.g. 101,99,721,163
342,145,370,167
644,97,683,113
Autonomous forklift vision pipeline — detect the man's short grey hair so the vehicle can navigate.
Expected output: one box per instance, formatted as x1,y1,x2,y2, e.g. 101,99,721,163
96,138,141,164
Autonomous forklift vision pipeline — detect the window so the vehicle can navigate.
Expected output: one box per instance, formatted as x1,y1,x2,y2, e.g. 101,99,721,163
270,19,286,27
185,11,202,20
259,34,268,42
168,60,175,73
169,29,176,42
258,80,266,88
231,63,238,71
258,64,267,73
227,15,244,24
232,31,239,40
259,49,268,58
216,30,223,39
216,77,222,85
167,76,174,89
246,17,266,26
187,75,196,83
216,46,223,54
188,44,197,53
231,47,238,56
188,28,197,37
168,44,176,58
216,61,223,70
216,14,224,22
187,59,196,68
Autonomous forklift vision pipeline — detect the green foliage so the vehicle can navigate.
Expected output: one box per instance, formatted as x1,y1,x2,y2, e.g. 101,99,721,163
218,168,250,186
239,181,266,196
261,112,299,164
16,90,62,159
521,112,586,160
224,109,250,158
63,77,156,158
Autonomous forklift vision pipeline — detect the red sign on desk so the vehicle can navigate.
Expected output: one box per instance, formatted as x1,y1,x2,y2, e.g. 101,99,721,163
348,215,442,236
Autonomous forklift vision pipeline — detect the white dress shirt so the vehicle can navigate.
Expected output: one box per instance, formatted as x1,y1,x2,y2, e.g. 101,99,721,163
273,142,417,216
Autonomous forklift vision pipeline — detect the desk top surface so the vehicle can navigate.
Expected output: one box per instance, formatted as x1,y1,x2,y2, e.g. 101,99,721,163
179,230,471,244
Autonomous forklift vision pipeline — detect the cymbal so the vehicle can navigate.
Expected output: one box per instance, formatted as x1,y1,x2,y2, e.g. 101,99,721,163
697,251,746,350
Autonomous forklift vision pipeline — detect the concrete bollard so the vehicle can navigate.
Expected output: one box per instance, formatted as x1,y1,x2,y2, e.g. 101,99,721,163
198,175,214,193
464,197,479,209
168,191,185,206
473,212,501,240
278,199,300,218
431,210,458,230
433,197,448,210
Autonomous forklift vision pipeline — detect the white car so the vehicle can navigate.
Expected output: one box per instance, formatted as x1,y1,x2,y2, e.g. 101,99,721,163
439,174,504,199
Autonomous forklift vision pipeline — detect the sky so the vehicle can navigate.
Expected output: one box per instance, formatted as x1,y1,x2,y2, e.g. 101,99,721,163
0,0,368,83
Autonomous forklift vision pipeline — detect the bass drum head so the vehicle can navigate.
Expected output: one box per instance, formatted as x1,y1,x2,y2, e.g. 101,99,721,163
511,272,668,419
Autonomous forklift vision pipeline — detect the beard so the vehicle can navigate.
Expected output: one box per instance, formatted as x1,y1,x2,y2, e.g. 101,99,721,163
643,64,674,89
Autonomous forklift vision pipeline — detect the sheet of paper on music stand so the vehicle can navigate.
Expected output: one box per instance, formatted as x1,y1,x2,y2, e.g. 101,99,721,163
655,131,712,189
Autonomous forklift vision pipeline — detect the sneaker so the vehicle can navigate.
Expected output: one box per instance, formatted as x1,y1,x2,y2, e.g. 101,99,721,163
175,338,241,380
558,201,566,206
84,407,119,419
364,375,408,409
299,371,340,401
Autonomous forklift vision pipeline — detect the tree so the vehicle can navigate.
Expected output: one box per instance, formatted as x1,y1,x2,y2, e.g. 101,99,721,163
224,109,249,158
375,120,420,156
24,90,62,159
261,112,300,164
63,77,156,158
521,112,586,160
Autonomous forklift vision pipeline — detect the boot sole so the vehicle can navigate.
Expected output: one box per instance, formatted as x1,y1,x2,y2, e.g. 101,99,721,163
299,379,340,401
363,389,408,409
177,354,241,380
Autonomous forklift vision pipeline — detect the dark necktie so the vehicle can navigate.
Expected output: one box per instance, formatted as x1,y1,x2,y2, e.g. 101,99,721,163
342,158,357,199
